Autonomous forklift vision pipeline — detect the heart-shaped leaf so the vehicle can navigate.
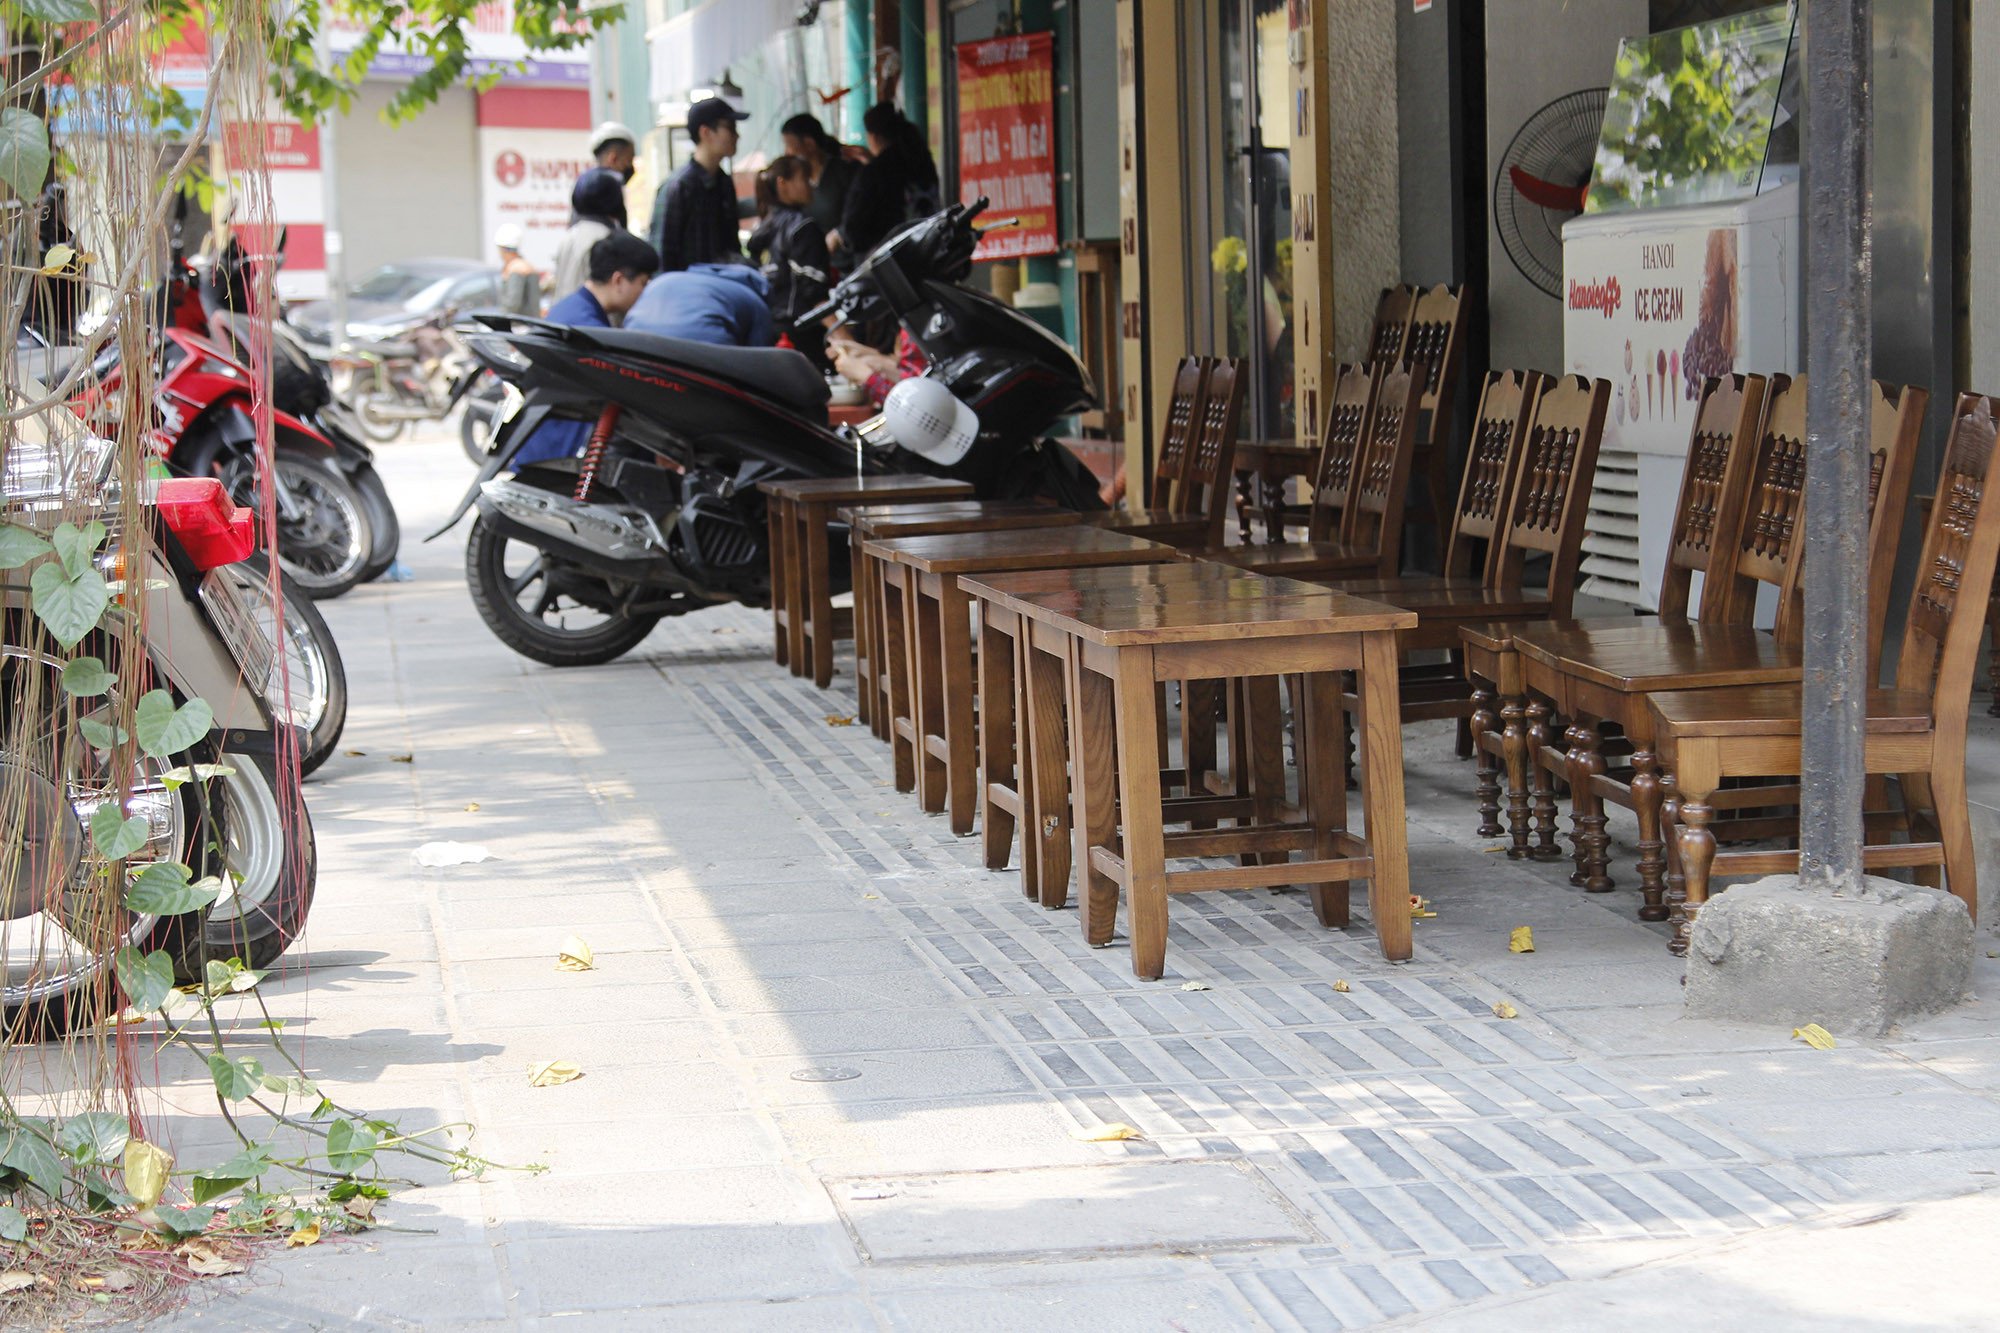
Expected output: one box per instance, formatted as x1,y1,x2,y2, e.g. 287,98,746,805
18,0,96,23
60,655,115,697
190,1143,272,1203
324,1119,378,1175
56,1111,129,1164
0,524,50,571
124,863,222,916
121,1139,172,1209
135,690,212,759
0,1204,25,1244
0,1124,66,1200
29,562,108,649
149,1203,215,1238
206,1054,263,1102
89,805,149,860
78,716,128,750
114,948,175,1014
38,242,73,275
50,520,104,578
0,108,49,202
157,763,234,792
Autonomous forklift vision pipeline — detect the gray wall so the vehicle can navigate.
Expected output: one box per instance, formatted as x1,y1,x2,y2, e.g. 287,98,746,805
1073,0,1120,241
1396,0,1460,288
1326,0,1402,362
336,83,482,276
1483,0,1646,373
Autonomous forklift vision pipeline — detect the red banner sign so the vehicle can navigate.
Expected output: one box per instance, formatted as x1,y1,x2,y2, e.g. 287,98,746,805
955,31,1057,261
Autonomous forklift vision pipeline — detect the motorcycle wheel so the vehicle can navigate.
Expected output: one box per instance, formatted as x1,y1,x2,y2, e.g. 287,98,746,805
167,748,318,982
213,555,348,777
265,450,373,600
351,464,402,584
1,644,235,1037
465,516,660,667
459,400,498,464
354,395,409,443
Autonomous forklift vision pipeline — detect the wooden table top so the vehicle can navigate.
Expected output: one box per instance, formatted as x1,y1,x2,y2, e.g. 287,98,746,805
1516,621,1800,693
760,474,974,504
965,562,1332,604
852,506,1083,539
966,574,1416,646
865,526,1174,575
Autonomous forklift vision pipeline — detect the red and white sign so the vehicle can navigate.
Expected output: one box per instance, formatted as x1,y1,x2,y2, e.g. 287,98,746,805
955,31,1057,262
477,87,594,271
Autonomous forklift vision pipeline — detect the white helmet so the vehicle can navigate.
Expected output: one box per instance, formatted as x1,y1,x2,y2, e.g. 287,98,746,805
589,121,637,155
494,222,526,252
884,377,978,466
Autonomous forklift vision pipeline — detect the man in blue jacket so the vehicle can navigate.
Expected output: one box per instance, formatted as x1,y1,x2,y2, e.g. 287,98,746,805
511,231,659,465
624,263,776,347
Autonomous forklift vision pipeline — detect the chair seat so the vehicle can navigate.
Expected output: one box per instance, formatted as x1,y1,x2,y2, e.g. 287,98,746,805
1515,622,1798,694
1649,685,1935,739
1460,614,1659,654
1209,540,1381,576
1094,507,1200,529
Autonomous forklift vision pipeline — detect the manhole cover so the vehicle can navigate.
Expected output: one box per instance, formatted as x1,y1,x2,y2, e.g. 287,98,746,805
791,1066,862,1083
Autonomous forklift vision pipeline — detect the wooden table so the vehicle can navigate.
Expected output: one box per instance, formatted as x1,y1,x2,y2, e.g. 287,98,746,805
842,502,1083,735
759,474,973,688
1231,440,1318,544
866,527,1176,834
964,569,1418,978
963,562,1334,905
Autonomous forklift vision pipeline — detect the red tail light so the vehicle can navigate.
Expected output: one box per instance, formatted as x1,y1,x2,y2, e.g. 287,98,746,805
155,478,256,570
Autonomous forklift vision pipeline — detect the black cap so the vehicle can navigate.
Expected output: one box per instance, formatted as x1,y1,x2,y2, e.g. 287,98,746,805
687,97,748,137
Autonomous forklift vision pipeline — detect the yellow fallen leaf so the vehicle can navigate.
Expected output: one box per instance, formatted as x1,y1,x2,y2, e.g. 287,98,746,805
1510,926,1535,954
123,1140,172,1210
1492,1002,1519,1019
1332,979,1352,993
1792,1023,1837,1050
554,936,595,972
528,1060,583,1087
464,802,480,813
1180,981,1210,992
862,894,879,900
0,1271,34,1294
285,1223,320,1249
39,243,74,274
341,1194,378,1224
176,1240,245,1277
825,714,856,727
1070,1122,1141,1142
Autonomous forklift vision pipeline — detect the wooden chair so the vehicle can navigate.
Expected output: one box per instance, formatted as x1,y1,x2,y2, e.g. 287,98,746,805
1148,356,1209,508
1097,358,1247,547
1402,284,1473,550
1208,363,1415,578
1511,376,1926,924
1653,392,2000,944
1368,284,1416,367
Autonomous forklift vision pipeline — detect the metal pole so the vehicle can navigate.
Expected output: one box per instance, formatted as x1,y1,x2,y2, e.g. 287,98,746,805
1799,0,1871,894
314,32,348,353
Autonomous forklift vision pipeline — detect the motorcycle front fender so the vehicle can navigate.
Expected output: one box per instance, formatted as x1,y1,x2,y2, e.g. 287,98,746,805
425,399,552,541
134,557,276,737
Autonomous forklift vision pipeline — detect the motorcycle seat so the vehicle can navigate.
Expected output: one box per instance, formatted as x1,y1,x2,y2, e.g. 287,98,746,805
581,328,831,413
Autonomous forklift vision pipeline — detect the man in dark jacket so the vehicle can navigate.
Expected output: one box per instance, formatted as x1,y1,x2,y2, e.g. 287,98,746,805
625,264,775,347
649,97,749,272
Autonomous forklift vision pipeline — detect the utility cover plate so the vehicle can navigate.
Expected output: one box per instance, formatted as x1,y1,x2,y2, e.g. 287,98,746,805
827,1160,1317,1263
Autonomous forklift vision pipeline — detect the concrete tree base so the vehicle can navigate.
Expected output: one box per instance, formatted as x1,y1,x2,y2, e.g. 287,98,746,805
1683,875,1973,1037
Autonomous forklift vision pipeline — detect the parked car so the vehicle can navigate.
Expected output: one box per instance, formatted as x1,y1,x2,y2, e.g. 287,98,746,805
286,257,502,347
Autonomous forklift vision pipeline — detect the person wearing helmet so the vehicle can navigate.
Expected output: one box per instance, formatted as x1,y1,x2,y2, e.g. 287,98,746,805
549,169,630,303
588,121,637,181
493,223,543,316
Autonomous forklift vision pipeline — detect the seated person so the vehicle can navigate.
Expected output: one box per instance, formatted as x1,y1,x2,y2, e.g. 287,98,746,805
828,327,927,407
623,262,777,347
511,231,659,466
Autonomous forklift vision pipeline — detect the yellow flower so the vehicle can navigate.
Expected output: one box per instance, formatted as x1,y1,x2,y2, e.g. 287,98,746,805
1211,236,1248,275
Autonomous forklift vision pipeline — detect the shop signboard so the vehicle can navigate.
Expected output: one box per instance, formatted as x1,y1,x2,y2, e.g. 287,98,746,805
478,128,593,270
954,31,1057,262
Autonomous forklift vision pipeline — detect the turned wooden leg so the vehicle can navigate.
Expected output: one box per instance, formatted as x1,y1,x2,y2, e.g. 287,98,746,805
1662,775,1688,951
1470,680,1503,838
1629,744,1669,922
1499,693,1532,858
1233,467,1255,545
1676,789,1717,956
1526,701,1564,862
1568,720,1613,893
1261,469,1286,542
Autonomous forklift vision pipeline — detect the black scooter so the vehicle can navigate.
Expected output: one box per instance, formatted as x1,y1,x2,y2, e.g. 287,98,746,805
434,199,1106,668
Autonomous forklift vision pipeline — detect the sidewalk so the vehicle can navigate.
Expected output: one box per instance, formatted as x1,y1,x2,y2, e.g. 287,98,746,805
132,428,2000,1330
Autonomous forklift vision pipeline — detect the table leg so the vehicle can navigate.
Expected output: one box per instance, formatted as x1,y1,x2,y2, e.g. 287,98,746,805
767,496,790,669
978,609,1020,874
785,503,809,677
1112,649,1170,979
1356,630,1413,962
1244,675,1286,865
852,531,872,729
883,566,918,794
1183,680,1220,827
912,577,948,815
939,578,979,836
1073,652,1120,947
805,502,837,689
1302,670,1351,930
1028,636,1073,908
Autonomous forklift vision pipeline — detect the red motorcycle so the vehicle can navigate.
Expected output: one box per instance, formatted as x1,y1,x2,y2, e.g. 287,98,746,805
73,326,377,598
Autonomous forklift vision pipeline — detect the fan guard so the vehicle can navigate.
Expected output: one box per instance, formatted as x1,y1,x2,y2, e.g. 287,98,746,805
1493,88,1609,300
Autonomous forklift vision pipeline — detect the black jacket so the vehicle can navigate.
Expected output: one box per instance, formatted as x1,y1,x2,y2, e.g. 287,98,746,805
649,158,742,272
840,145,940,262
746,205,831,330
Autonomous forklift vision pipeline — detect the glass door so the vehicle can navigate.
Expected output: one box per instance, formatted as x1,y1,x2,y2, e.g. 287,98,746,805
1213,0,1295,441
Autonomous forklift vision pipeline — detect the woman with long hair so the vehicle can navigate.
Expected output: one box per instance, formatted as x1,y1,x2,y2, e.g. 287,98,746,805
747,154,832,369
840,101,941,262
780,112,860,262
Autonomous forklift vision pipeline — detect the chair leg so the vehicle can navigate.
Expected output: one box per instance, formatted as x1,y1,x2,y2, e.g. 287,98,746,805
1470,679,1503,838
1184,680,1220,828
1567,720,1613,893
1629,744,1670,922
1027,640,1072,908
1987,594,2000,717
978,614,1019,874
912,584,948,815
1526,701,1564,863
883,573,916,794
1499,692,1532,857
1675,783,1718,955
1073,654,1121,946
1929,759,1977,914
1662,774,1688,954
939,581,979,837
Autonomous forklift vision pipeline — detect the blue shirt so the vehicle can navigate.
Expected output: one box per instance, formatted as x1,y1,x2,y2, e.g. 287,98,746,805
511,286,608,466
624,264,774,347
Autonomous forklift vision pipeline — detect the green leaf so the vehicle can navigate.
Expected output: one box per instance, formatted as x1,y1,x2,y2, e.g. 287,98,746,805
148,1203,215,1237
260,1073,317,1098
60,655,116,697
324,1119,378,1176
207,1054,264,1102
124,864,222,916
158,763,234,791
18,0,95,21
0,1123,66,1201
0,523,50,571
326,1180,388,1204
0,108,49,201
56,1112,130,1165
50,520,105,578
29,561,108,649
0,1203,25,1243
89,804,149,860
190,1144,273,1203
202,958,242,996
79,717,128,750
114,947,175,1014
134,690,212,759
